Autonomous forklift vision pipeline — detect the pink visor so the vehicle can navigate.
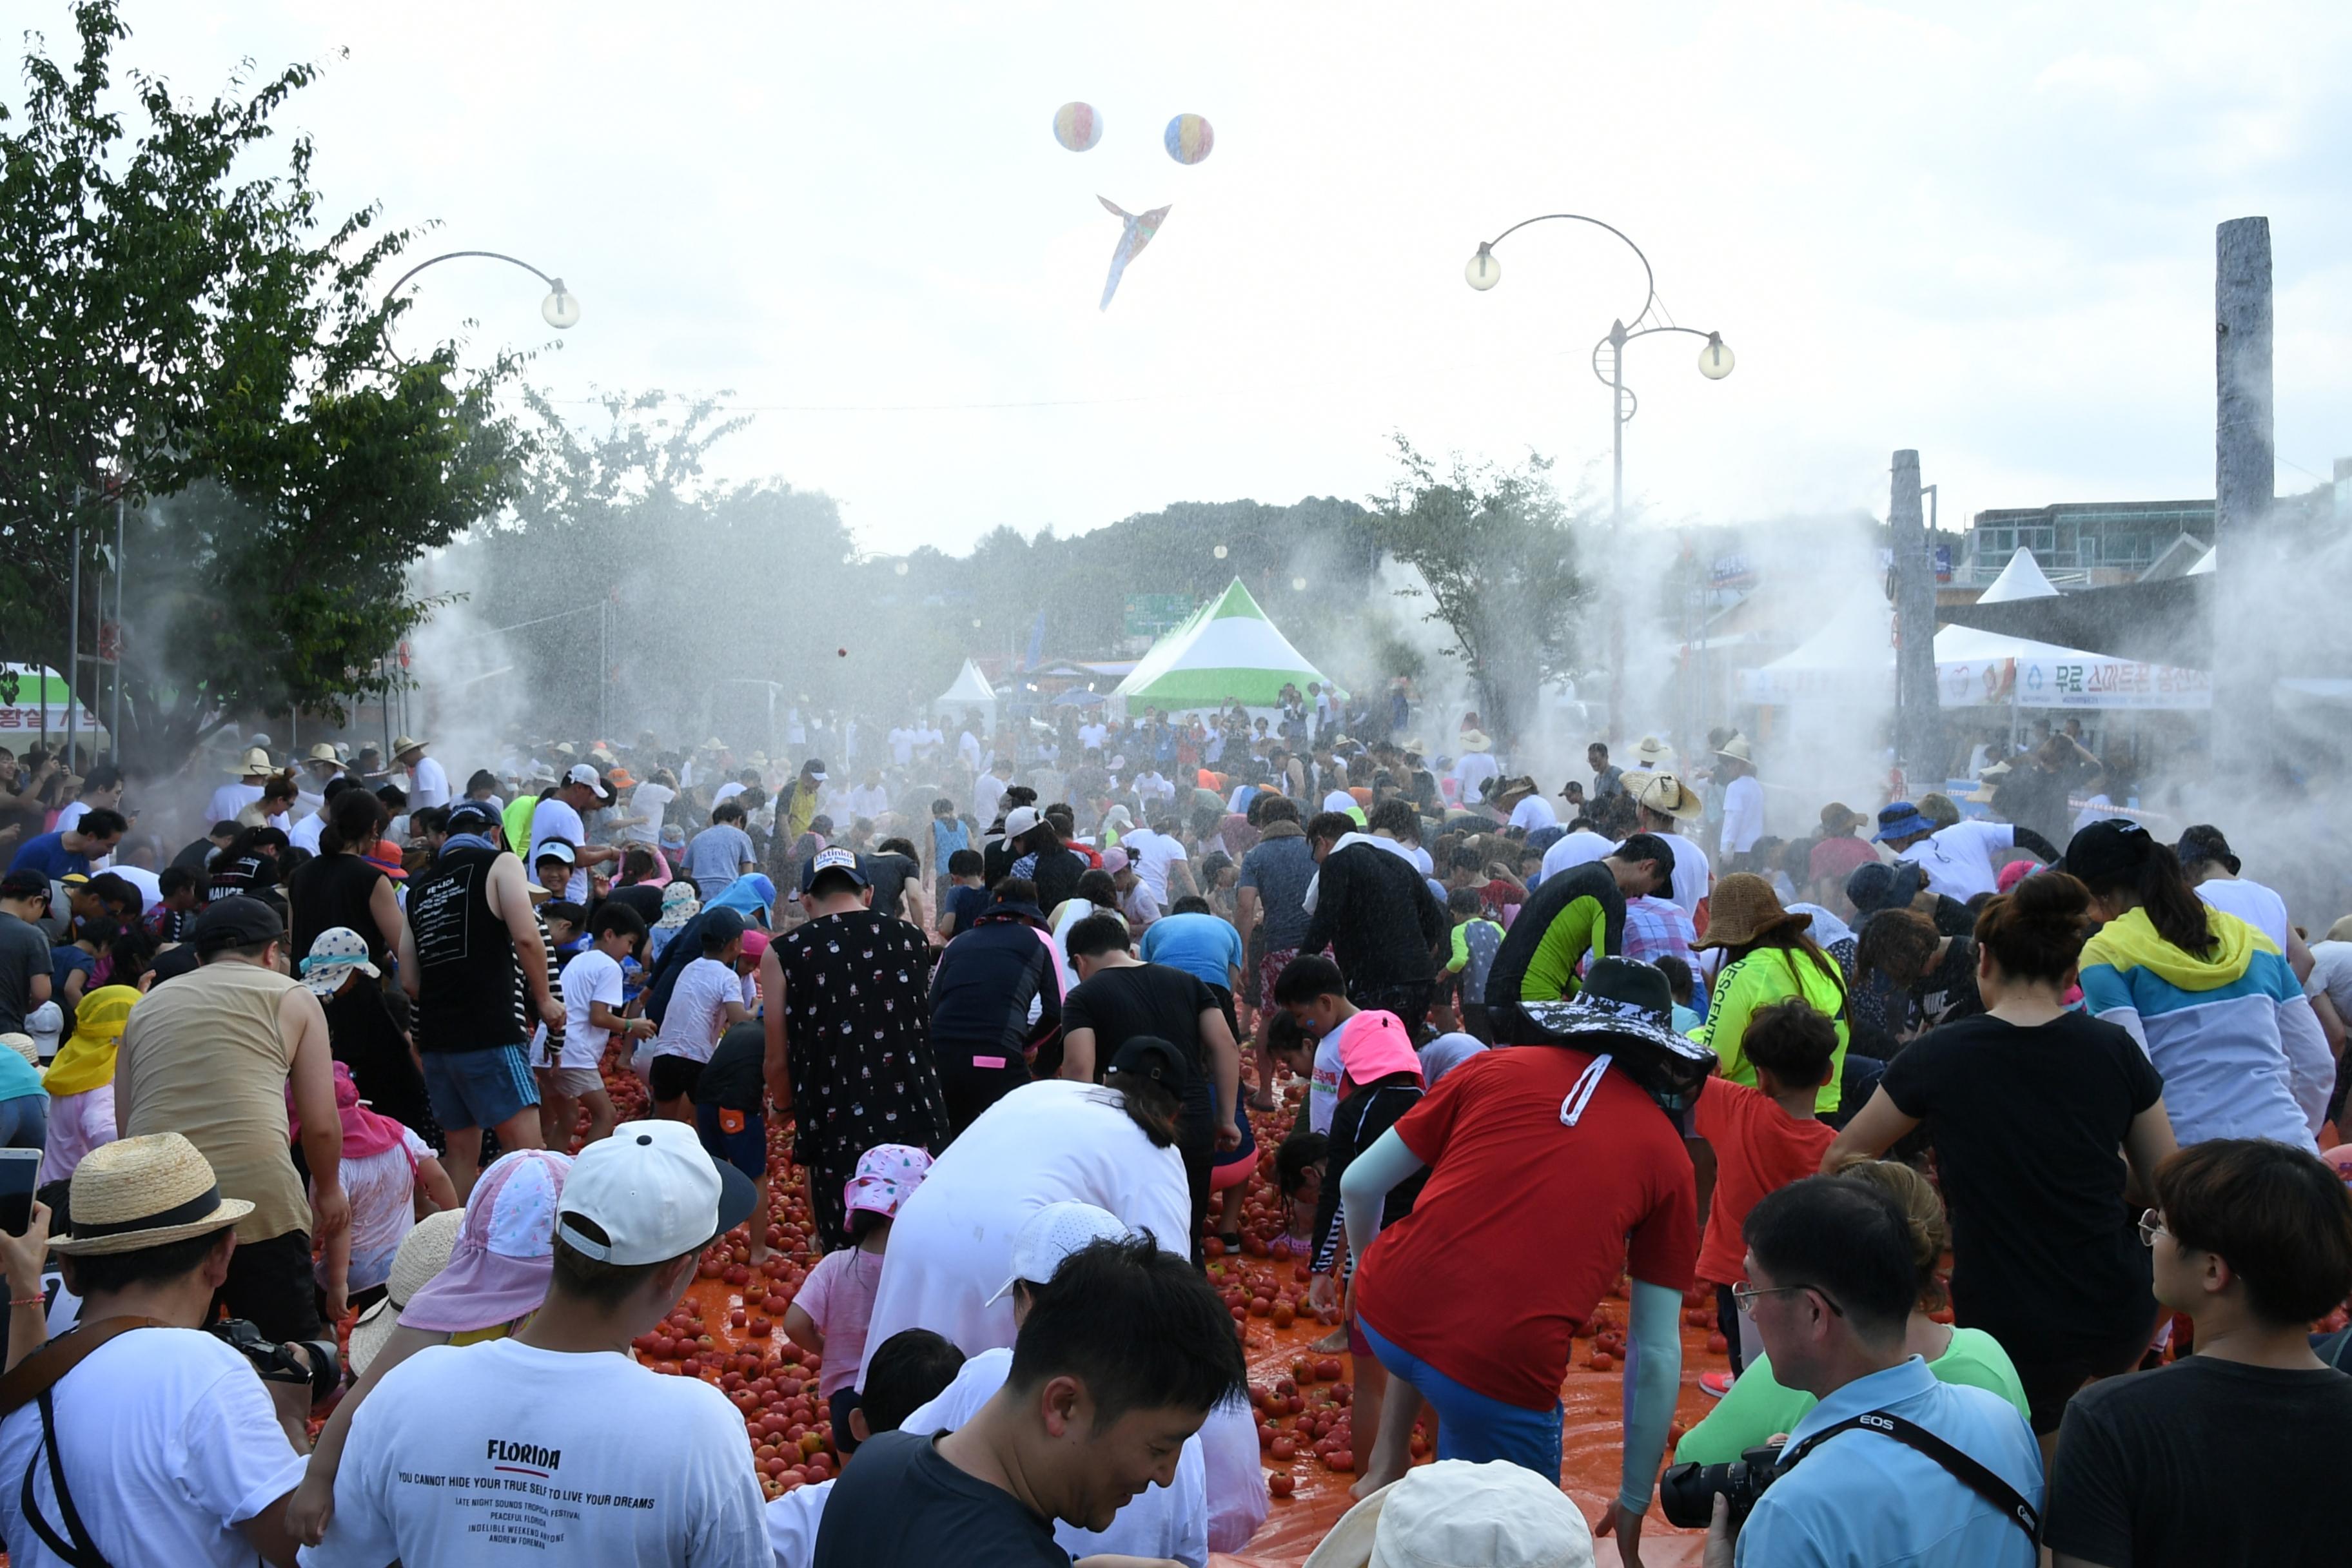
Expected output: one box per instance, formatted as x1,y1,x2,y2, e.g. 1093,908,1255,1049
1337,1009,1423,1089
400,1148,573,1333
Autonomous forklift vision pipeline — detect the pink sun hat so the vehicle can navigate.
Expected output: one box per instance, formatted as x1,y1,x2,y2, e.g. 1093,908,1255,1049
400,1148,573,1333
844,1143,934,1222
1337,1009,1424,1090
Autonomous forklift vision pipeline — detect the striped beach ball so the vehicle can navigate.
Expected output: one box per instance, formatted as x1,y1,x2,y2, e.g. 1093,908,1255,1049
1052,102,1102,152
1163,112,1214,164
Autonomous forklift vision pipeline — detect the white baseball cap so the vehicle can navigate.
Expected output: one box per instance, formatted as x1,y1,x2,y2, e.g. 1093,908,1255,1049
1003,805,1044,839
1304,1458,1595,1568
563,762,614,801
556,1121,756,1266
986,1200,1132,1306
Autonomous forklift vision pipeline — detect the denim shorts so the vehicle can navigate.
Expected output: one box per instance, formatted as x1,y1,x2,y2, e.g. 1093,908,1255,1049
696,1102,768,1181
422,1044,540,1133
1359,1313,1563,1481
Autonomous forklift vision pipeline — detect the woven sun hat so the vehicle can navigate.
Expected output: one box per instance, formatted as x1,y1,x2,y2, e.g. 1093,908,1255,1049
399,1149,573,1333
1632,772,1703,822
1303,1458,1595,1568
349,1209,462,1375
0,1033,36,1067
1694,872,1814,951
1712,734,1752,764
50,1133,254,1256
1629,734,1676,772
235,746,273,776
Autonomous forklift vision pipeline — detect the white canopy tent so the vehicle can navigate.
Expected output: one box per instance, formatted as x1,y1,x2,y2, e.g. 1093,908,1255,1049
932,659,999,723
1975,547,2063,603
1738,596,2210,710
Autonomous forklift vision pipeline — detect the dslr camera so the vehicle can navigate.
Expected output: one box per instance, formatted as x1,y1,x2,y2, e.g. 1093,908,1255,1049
206,1317,341,1404
1659,1443,1783,1531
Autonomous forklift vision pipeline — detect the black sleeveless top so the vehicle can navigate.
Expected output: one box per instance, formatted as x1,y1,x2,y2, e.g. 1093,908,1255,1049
409,843,522,1052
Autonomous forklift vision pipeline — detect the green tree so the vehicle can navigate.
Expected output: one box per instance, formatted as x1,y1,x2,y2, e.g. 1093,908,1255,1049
1369,435,1592,747
0,2,520,774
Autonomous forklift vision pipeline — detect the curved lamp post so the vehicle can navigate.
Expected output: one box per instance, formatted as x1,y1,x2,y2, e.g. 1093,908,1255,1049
382,250,580,360
1466,215,1732,740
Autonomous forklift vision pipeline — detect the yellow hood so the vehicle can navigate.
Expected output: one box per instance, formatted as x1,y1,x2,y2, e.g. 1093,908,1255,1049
2083,906,2263,993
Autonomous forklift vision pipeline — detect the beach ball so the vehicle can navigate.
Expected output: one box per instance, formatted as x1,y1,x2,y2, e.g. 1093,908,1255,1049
1052,102,1102,152
1164,113,1214,164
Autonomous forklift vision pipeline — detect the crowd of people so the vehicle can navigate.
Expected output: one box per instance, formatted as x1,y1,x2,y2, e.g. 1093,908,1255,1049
0,706,2342,1568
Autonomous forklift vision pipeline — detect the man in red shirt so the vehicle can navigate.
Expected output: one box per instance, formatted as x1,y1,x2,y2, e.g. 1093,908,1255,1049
1337,959,1709,1566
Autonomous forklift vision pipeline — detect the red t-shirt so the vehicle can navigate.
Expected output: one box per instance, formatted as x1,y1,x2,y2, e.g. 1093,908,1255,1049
1808,834,1878,888
1690,1076,1836,1287
1353,1046,1698,1409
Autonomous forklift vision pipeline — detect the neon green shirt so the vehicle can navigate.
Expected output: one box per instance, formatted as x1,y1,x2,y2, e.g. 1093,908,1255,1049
1673,1327,2030,1464
1697,945,1852,1112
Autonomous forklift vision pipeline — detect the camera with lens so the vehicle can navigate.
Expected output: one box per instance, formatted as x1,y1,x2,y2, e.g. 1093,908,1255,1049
1659,1443,1783,1531
206,1317,340,1403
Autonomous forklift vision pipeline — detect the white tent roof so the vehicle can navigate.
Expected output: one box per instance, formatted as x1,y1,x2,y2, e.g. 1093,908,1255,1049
2188,544,2217,575
1977,547,2063,603
934,658,997,709
1739,594,2209,710
1112,579,1338,709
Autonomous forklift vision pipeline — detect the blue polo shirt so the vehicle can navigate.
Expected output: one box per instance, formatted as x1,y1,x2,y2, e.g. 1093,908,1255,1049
1136,911,1245,993
1736,1355,2041,1568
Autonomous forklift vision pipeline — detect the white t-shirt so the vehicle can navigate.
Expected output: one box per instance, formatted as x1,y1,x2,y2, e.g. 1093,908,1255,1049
1321,789,1355,815
845,784,890,819
625,782,675,847
288,808,328,854
888,727,916,766
560,947,625,1070
206,781,265,825
2303,941,2352,1019
107,862,163,914
654,956,739,1064
859,1079,1191,1384
406,754,451,809
332,1127,432,1295
1508,794,1559,832
1539,830,1616,885
301,1338,767,1568
1719,774,1765,856
1308,1028,1344,1136
0,1328,305,1568
899,1348,1210,1567
55,799,92,833
529,797,590,902
972,773,1010,817
765,1476,833,1568
2195,877,2290,956
1452,751,1498,801
712,781,748,806
1078,722,1108,753
1124,828,1190,903
957,730,982,770
1649,830,1711,919
1897,819,2015,902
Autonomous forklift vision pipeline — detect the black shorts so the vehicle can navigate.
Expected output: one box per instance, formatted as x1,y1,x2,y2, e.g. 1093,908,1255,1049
651,1054,707,1104
2012,1323,2159,1435
214,1229,322,1344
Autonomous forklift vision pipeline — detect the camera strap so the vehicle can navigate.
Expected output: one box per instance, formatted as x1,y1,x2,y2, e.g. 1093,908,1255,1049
1,1317,166,1568
1778,1409,2040,1540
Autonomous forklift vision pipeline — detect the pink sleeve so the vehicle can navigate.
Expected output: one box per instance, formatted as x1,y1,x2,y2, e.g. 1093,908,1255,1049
1030,926,1067,999
794,1249,839,1331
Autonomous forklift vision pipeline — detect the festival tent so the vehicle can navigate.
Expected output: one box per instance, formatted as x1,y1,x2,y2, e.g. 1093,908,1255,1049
1111,578,1340,711
932,659,999,722
1975,547,2063,603
1738,596,2210,710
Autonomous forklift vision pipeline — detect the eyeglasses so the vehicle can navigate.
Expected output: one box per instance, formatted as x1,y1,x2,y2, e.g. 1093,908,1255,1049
1731,1282,1845,1318
2137,1209,2168,1248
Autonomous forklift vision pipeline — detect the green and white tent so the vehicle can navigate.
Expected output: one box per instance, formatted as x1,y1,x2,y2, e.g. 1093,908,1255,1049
1112,580,1340,712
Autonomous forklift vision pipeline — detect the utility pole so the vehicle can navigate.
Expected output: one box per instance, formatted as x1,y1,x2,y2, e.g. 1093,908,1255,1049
1890,450,1941,787
2211,217,2273,778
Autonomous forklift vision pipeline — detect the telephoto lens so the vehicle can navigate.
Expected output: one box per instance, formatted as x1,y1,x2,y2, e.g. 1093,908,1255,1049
1658,1443,1785,1530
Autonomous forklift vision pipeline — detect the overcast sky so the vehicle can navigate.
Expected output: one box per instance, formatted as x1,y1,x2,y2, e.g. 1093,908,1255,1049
93,1,2352,555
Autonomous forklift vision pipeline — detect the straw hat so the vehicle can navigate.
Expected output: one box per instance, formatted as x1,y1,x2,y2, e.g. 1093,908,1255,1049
305,742,344,765
1632,772,1703,822
349,1210,462,1375
0,1033,36,1066
1459,730,1493,752
391,736,429,758
235,746,273,776
1494,776,1539,805
1629,734,1676,771
1713,734,1752,764
1304,1458,1594,1568
50,1133,253,1256
1694,872,1813,950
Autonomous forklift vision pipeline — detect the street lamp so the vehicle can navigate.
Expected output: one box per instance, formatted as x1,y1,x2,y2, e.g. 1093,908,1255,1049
382,250,581,359
1465,212,1734,740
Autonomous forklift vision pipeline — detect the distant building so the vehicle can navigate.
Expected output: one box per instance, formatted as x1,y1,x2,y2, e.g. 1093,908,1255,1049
1958,499,2213,589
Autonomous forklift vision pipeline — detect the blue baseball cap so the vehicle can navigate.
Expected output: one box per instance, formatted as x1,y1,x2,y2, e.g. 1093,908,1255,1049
1872,801,1937,841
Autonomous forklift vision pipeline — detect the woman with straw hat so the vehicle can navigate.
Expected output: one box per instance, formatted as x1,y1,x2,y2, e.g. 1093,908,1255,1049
36,983,135,1186
1694,874,1852,1113
1,1133,317,1562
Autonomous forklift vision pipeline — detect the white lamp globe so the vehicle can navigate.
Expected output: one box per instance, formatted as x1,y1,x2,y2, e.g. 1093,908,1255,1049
1698,333,1735,380
542,281,582,329
1465,245,1501,291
